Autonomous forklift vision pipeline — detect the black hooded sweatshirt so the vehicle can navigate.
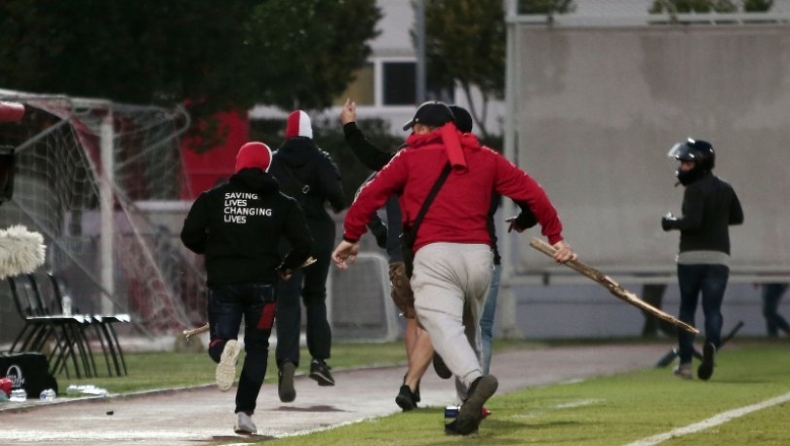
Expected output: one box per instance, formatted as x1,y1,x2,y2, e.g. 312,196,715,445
269,137,346,251
180,168,313,287
269,137,345,220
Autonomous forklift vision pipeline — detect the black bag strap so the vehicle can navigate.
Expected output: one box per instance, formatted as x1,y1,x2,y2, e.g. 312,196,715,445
280,164,311,194
277,153,322,195
408,162,452,238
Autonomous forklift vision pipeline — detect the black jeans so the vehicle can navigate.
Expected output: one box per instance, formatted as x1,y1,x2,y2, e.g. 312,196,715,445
276,219,334,368
761,283,790,337
677,264,729,364
208,283,275,415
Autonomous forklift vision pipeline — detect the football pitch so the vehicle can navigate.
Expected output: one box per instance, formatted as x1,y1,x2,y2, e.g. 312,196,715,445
260,342,790,446
2,340,788,445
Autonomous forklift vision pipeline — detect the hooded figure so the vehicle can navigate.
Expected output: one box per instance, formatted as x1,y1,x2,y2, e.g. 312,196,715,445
268,110,346,402
180,140,312,435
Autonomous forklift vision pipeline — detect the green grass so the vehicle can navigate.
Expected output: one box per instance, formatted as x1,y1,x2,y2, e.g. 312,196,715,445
241,341,790,446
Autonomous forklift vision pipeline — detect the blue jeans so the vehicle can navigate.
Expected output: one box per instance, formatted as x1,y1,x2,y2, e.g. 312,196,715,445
479,263,501,375
761,283,790,337
676,264,729,364
208,283,276,415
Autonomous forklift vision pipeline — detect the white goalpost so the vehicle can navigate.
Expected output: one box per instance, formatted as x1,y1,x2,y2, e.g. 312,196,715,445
0,88,206,337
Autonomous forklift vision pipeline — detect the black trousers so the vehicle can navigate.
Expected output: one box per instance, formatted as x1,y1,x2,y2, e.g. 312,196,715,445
276,218,334,368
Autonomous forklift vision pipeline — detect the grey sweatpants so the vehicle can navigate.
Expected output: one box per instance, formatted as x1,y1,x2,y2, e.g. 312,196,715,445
411,242,493,389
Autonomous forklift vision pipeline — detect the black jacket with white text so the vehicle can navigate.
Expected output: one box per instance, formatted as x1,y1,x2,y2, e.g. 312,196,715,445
180,168,313,287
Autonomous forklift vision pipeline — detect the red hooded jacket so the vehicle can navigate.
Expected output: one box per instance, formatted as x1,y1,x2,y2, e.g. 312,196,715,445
343,125,564,252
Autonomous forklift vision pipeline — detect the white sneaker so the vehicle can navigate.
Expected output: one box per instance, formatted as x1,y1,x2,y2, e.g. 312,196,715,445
216,340,240,391
673,363,692,380
234,412,257,435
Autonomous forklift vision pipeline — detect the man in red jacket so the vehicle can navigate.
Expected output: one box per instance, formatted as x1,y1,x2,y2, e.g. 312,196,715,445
332,101,576,436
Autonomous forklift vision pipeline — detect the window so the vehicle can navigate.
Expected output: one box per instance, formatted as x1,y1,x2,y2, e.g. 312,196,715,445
336,60,456,107
333,63,375,106
383,62,416,105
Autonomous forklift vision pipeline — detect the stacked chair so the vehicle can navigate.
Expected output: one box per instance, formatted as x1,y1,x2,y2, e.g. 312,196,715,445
7,271,130,378
45,273,129,377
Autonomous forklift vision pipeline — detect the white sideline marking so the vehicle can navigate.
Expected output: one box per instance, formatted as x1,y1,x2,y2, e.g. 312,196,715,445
625,391,790,446
554,398,602,409
515,398,604,419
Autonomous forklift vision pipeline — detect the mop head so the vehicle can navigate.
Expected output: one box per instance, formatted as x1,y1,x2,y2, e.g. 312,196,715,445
0,225,46,279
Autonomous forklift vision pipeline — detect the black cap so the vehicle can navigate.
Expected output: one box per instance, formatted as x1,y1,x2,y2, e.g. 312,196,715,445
402,101,455,131
449,105,473,133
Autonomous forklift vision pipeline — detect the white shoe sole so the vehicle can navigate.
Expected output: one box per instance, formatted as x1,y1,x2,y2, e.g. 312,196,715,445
234,425,256,435
216,340,240,392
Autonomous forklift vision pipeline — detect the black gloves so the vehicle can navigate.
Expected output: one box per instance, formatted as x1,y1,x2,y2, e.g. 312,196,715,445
368,218,388,249
507,209,539,233
661,213,678,231
515,209,538,229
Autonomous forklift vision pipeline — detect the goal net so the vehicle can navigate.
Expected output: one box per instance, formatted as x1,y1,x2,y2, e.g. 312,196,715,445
0,89,206,337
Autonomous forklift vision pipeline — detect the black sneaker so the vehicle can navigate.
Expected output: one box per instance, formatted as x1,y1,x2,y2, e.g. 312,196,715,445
309,359,335,386
452,375,498,435
395,385,417,411
432,352,452,379
402,373,421,403
278,361,296,402
445,418,478,436
697,342,716,381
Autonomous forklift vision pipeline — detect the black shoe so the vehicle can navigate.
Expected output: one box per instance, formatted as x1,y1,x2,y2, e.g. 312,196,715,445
402,374,421,403
454,375,498,435
395,385,417,411
309,359,335,386
432,352,452,379
697,342,716,381
445,418,478,436
278,361,296,403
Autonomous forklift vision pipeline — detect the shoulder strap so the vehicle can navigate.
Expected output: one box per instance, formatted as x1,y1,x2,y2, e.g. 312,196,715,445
409,162,452,237
276,153,323,196
280,163,310,195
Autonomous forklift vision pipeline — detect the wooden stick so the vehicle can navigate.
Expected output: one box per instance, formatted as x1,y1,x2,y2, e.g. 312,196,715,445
183,323,208,339
529,238,698,335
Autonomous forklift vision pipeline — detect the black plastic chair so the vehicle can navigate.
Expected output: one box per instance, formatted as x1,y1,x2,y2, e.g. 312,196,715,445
28,272,100,378
47,273,130,376
7,275,92,379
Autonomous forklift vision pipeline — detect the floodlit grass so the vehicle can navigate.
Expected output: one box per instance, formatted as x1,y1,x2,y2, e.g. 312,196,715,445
238,342,790,446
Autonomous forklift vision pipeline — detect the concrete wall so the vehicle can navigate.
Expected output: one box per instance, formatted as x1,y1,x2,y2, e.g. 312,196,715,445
509,282,772,340
509,26,790,276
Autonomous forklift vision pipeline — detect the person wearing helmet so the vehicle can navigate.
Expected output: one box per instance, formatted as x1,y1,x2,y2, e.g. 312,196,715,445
662,138,744,381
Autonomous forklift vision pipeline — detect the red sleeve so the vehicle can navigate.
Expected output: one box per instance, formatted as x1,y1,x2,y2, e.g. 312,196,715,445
492,154,564,245
343,151,409,241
